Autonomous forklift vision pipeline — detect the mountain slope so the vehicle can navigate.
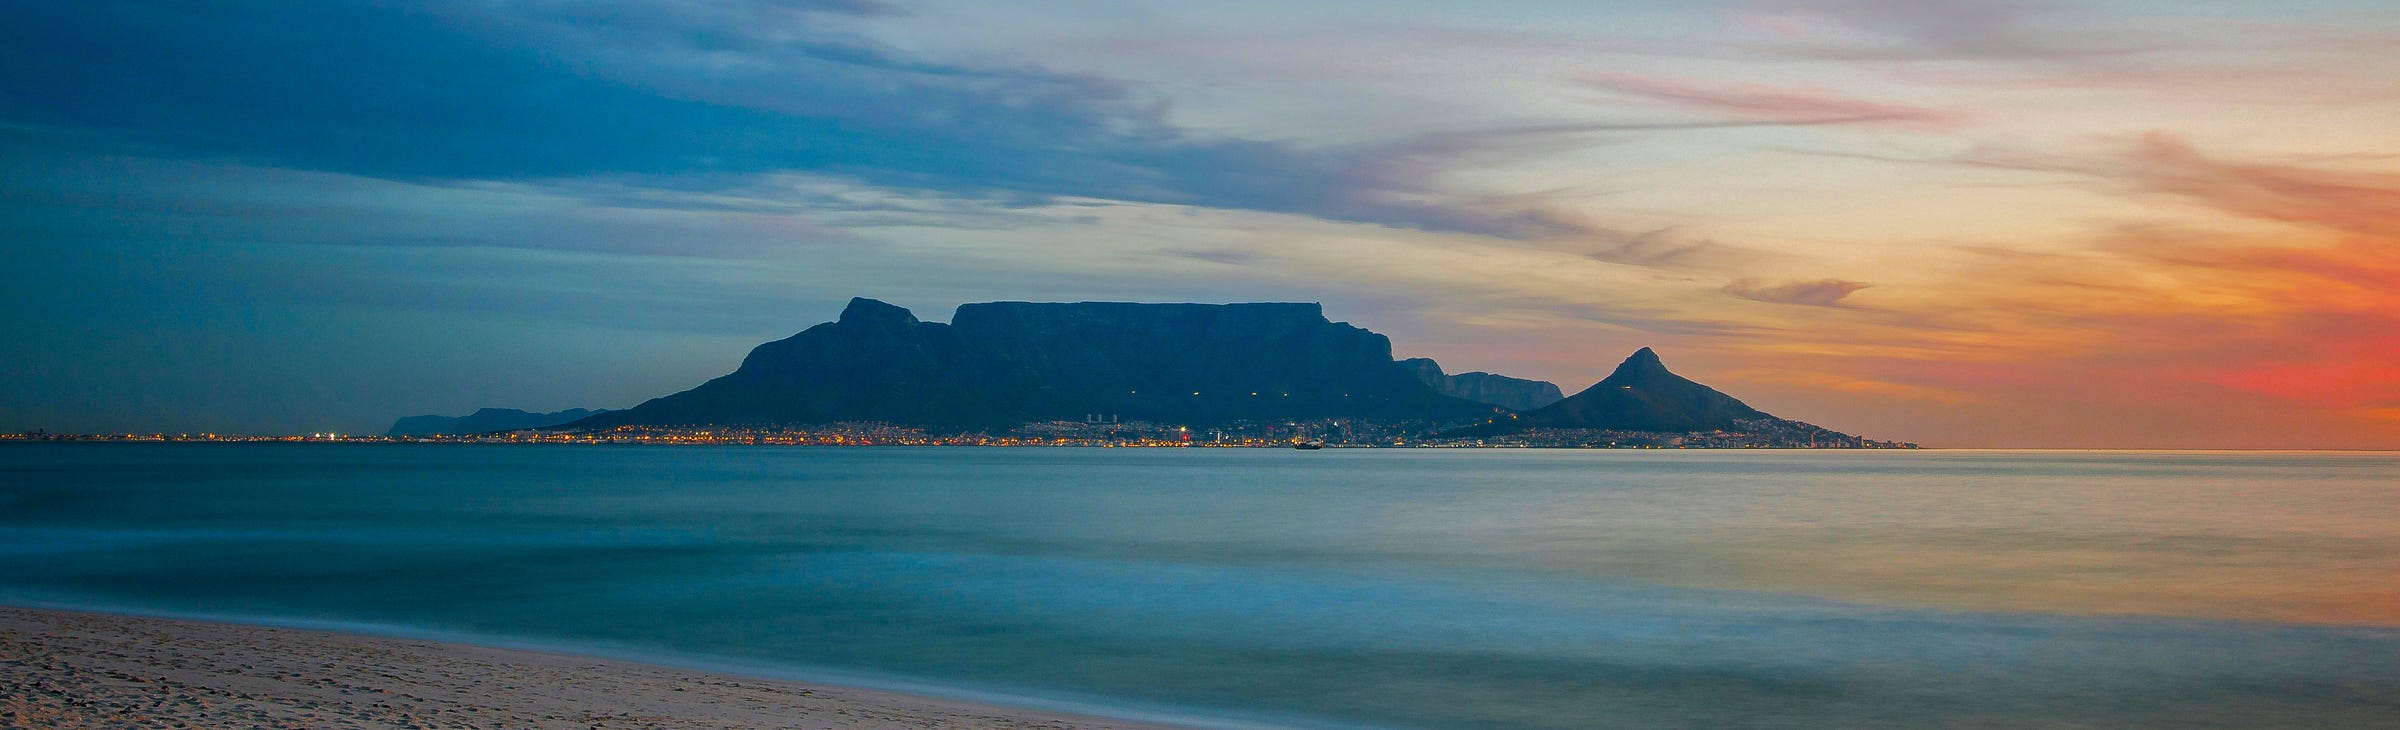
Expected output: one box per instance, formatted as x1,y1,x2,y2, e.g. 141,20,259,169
1516,348,1769,432
1399,358,1565,412
954,301,1485,424
571,299,1012,429
570,298,1495,430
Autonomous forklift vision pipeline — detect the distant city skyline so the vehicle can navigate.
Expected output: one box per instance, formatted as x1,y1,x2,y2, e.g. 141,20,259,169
4,1,2397,448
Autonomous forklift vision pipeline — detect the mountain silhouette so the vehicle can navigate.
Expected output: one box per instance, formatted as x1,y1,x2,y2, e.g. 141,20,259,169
1513,348,1770,431
569,298,1499,430
1399,358,1564,412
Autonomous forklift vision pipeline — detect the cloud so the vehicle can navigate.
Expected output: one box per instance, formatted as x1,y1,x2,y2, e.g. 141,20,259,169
1734,0,2146,61
0,141,862,259
2109,134,2400,240
1580,73,1960,129
1960,133,2400,240
1158,248,1261,266
1686,224,2400,445
0,0,1787,249
1727,0,2400,104
1919,224,2400,412
1716,367,1976,404
1277,120,1903,245
1578,226,1734,267
1724,278,1874,307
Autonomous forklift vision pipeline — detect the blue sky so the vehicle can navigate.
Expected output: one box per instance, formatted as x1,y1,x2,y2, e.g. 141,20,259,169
5,1,2399,446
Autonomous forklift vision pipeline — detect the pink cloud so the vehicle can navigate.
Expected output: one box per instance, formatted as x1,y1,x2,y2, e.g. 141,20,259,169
1962,133,2400,240
1580,72,1962,129
2119,133,2400,240
1724,278,1874,307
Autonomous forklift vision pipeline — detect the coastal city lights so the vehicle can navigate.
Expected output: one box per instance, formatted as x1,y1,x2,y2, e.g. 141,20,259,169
2,419,1914,449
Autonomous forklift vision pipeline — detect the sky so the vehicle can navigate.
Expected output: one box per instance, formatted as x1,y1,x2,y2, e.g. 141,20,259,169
3,0,2397,448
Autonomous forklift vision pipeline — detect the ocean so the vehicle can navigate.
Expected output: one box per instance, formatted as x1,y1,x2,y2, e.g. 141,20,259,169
2,444,2395,728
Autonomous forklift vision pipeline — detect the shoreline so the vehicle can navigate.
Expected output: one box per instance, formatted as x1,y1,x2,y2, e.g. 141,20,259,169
20,440,2400,453
0,438,1921,449
0,605,1205,730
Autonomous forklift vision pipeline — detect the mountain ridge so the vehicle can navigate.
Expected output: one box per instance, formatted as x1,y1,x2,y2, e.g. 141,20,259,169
546,297,1894,447
570,298,1501,430
1509,347,1772,432
1400,358,1565,412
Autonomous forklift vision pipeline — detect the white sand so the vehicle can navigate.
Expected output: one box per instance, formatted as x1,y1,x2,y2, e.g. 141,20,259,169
0,606,1187,729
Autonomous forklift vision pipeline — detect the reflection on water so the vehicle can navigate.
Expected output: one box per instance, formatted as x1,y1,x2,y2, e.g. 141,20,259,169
1,445,2395,729
1353,450,2400,625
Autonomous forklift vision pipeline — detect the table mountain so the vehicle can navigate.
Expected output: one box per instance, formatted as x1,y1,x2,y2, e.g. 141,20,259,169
569,298,1007,429
569,298,1498,430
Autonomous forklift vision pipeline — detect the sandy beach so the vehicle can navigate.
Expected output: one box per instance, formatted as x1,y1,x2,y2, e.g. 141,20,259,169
0,606,1185,730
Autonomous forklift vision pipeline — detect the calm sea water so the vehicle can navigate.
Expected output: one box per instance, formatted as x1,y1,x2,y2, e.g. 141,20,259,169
2,444,2395,728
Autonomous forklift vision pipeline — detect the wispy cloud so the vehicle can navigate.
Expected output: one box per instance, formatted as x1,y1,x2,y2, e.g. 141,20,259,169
1734,0,2148,61
1667,131,2400,441
1953,132,2400,240
0,0,1838,249
2096,134,2400,240
1872,223,2400,413
1158,247,1262,267
1725,278,1875,307
1573,226,1738,268
1581,73,1960,129
0,142,863,259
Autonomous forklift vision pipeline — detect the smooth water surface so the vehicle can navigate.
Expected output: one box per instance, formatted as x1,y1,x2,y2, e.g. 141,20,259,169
3,445,2396,728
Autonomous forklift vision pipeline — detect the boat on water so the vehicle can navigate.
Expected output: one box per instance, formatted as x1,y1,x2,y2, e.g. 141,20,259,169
1292,438,1325,450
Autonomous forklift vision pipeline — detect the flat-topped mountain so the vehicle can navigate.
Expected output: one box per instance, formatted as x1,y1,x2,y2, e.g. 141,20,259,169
1401,358,1564,412
571,298,1000,428
955,301,1486,423
1515,348,1769,431
569,298,1501,430
547,297,1899,445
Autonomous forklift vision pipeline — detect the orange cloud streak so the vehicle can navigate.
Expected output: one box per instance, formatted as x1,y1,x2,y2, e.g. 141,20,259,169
1679,135,2400,445
1581,72,1963,129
